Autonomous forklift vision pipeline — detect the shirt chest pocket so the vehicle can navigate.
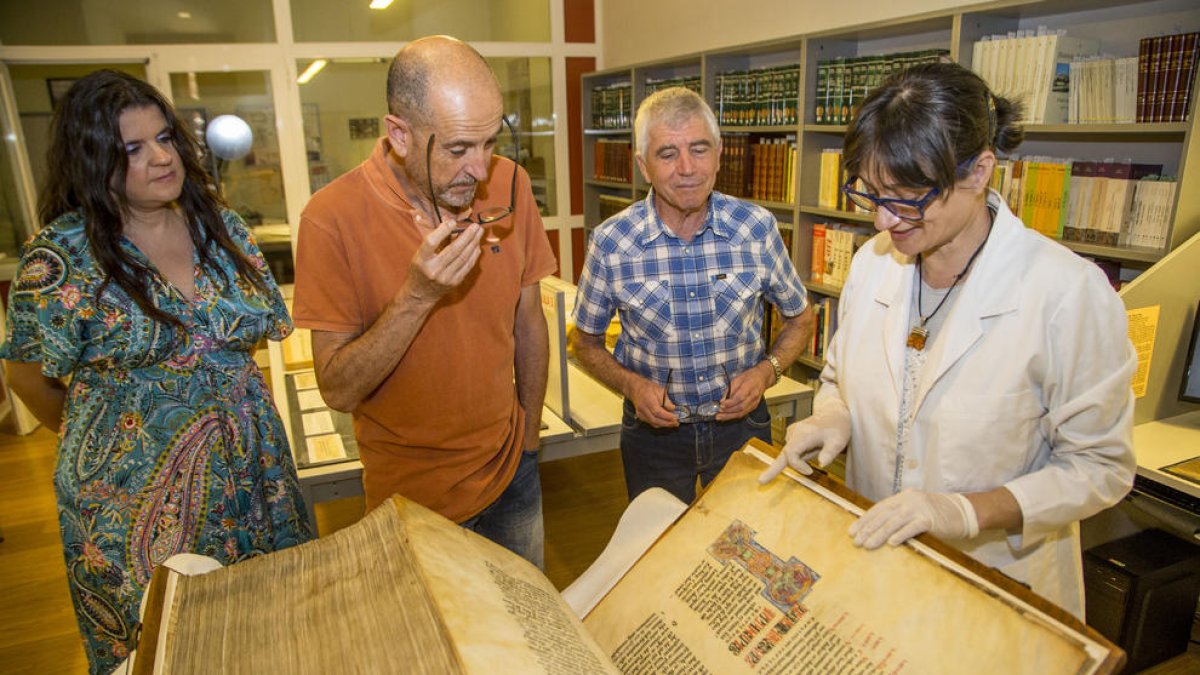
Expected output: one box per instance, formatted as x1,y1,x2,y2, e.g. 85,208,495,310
615,279,674,342
712,271,761,335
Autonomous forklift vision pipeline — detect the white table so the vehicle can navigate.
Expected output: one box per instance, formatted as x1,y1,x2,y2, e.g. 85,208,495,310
1133,410,1200,500
297,376,814,533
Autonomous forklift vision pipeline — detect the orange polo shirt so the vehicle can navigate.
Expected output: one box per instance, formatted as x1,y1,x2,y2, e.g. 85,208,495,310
293,138,557,521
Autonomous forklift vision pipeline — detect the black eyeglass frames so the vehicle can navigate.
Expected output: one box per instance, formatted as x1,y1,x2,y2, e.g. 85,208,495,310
663,365,731,422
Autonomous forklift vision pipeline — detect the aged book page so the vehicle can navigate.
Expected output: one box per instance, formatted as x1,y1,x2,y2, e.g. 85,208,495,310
584,446,1113,675
397,498,618,675
154,496,617,674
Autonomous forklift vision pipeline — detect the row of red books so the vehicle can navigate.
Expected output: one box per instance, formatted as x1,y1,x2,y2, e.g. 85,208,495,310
716,134,796,204
1137,32,1199,123
593,139,632,183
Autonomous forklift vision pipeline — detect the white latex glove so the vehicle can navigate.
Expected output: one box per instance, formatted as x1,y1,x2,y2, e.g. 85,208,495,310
758,406,851,483
849,489,980,549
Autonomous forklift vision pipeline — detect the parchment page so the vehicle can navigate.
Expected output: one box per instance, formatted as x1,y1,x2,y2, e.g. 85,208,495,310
400,499,620,675
161,497,617,674
584,451,1095,675
163,498,464,674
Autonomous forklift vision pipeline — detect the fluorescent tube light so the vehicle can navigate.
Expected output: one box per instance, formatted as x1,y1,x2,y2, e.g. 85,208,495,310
297,59,328,84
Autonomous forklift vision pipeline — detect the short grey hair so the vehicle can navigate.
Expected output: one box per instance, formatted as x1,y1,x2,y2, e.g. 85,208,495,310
634,87,720,158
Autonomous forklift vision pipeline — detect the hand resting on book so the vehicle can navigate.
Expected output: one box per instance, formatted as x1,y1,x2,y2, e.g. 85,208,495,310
850,489,980,549
758,403,851,482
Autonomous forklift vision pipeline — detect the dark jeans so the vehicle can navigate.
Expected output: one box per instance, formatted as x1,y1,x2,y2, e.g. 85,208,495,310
619,397,772,504
460,449,544,569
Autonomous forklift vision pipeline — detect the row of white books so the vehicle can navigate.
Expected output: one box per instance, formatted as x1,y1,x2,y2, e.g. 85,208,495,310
971,29,1097,124
1122,179,1179,250
1068,57,1139,124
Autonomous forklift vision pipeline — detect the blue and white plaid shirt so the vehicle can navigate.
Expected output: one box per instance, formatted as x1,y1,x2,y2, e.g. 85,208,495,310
574,190,808,407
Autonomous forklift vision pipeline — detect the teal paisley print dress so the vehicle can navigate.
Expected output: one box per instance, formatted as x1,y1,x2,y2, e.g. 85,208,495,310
0,209,313,674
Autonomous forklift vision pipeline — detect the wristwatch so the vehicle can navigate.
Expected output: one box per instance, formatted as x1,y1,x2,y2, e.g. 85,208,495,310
765,353,784,385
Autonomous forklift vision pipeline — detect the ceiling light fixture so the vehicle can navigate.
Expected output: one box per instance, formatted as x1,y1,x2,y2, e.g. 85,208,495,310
297,59,328,84
369,0,394,9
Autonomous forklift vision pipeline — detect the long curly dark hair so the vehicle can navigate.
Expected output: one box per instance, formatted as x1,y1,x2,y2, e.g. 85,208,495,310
37,69,270,327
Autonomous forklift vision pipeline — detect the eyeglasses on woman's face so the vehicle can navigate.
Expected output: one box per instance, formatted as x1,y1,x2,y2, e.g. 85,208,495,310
841,155,981,222
841,179,941,222
425,115,519,233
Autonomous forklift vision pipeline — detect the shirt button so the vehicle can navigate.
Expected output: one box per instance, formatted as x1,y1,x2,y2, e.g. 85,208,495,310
689,292,695,298
906,458,918,470
693,332,700,338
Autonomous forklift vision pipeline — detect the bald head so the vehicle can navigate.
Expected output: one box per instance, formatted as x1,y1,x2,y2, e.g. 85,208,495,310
386,35,500,125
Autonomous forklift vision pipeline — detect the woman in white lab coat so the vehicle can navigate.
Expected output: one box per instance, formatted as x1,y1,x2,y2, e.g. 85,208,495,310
761,62,1136,618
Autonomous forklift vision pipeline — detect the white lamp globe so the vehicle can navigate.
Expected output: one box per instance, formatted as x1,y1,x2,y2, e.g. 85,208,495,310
205,115,254,160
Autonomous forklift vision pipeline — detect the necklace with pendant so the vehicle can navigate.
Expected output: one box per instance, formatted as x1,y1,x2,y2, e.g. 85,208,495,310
907,210,994,351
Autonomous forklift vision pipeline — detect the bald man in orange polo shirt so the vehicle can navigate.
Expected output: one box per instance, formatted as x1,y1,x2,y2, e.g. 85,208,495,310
293,36,557,567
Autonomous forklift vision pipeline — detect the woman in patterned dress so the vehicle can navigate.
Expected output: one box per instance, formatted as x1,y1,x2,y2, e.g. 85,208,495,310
0,70,313,673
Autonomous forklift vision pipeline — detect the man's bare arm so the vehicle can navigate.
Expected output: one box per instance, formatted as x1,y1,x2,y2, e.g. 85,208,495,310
513,283,548,450
717,304,815,420
570,328,678,428
767,304,815,372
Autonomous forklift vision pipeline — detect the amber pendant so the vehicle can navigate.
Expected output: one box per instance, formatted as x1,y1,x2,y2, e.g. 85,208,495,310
907,326,928,351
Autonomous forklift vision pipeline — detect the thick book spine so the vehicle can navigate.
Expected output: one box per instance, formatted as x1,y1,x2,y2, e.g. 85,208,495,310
1171,33,1199,122
810,223,826,285
1137,37,1153,122
1149,35,1170,123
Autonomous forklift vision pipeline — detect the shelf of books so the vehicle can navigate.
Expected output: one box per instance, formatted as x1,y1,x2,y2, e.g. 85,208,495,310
793,19,957,379
956,0,1200,285
706,42,803,226
578,0,1200,386
635,58,703,101
582,68,637,234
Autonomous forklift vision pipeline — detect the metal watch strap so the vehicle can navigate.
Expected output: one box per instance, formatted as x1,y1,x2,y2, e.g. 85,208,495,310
765,353,783,385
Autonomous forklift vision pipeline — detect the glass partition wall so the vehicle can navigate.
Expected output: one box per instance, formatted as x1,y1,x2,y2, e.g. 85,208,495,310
296,56,557,215
0,0,597,283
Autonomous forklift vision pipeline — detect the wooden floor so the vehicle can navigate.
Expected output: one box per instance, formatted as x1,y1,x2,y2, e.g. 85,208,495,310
3,425,1198,674
0,426,630,674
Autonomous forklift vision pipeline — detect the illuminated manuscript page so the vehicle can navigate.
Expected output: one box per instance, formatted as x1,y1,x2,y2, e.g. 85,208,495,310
584,448,1106,675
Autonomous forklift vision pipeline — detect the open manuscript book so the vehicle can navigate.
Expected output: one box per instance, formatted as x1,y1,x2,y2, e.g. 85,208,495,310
132,439,1122,674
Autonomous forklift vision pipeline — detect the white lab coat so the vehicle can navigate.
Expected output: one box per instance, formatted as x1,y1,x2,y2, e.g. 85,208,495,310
819,192,1136,618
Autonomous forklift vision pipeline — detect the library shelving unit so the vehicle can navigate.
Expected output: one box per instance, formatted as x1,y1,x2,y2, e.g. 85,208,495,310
705,40,803,230
579,0,1200,382
582,68,636,236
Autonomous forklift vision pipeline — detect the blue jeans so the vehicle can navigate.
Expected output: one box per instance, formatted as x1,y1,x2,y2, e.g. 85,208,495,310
620,397,772,504
459,449,545,569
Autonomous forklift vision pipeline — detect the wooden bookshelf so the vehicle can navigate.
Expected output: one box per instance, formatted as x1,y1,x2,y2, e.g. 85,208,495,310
580,0,1200,381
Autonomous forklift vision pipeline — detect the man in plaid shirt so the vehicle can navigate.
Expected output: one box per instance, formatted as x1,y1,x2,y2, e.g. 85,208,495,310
571,87,813,504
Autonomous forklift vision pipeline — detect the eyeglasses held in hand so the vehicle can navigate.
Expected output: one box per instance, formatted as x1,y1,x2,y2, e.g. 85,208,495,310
663,365,730,423
426,115,519,234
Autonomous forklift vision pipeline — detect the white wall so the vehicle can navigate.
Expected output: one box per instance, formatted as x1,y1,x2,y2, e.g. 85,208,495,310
599,0,987,67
